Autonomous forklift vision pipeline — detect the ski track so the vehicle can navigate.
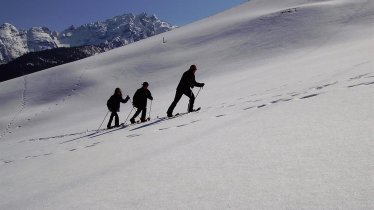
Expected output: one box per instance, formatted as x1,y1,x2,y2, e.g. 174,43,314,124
2,68,374,166
0,67,90,141
0,75,28,140
31,66,89,121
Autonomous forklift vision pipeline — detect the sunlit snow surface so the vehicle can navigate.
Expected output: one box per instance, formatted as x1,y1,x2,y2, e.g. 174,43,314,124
0,0,373,209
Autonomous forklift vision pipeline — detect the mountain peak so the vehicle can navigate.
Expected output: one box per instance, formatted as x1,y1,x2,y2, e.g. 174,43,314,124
0,12,175,64
0,22,15,28
58,12,174,47
0,23,18,33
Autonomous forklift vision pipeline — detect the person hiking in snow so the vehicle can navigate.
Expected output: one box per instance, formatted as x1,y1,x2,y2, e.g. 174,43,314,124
167,64,205,117
130,82,153,123
107,88,130,129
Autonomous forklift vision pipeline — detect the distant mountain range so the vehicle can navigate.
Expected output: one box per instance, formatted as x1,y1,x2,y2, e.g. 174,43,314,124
0,13,176,65
0,46,104,82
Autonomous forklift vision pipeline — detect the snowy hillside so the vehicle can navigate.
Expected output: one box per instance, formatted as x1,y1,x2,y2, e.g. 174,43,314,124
0,0,373,209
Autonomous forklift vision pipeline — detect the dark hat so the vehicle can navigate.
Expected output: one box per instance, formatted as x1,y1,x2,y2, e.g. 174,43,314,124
190,64,197,70
142,82,149,86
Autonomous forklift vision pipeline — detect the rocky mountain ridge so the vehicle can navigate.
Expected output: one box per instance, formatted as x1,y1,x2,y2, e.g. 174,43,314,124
0,13,175,64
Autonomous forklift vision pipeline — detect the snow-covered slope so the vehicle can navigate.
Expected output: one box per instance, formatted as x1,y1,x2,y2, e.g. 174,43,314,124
0,13,175,64
0,0,373,209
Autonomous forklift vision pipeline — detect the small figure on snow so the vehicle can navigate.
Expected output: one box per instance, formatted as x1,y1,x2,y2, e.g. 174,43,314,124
107,88,130,129
130,82,153,123
167,64,205,117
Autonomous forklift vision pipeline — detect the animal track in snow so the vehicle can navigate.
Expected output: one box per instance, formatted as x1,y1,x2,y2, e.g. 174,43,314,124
347,72,374,88
245,99,262,103
347,81,374,88
23,153,53,161
85,142,101,148
349,73,371,81
299,94,319,100
288,92,300,97
158,120,201,131
2,160,13,164
243,106,256,111
12,66,90,135
126,134,141,138
314,81,338,90
270,98,292,104
0,76,29,140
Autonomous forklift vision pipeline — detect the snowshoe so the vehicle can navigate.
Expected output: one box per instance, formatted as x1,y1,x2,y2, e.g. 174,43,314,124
189,107,201,113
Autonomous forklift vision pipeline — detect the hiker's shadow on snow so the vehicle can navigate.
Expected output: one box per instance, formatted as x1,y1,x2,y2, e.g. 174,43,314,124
60,131,99,144
130,118,166,131
61,126,126,143
88,126,129,139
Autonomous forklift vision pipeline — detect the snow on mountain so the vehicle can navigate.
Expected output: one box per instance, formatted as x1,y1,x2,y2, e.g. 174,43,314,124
0,23,28,64
0,0,373,209
58,13,176,48
0,13,175,64
26,27,58,52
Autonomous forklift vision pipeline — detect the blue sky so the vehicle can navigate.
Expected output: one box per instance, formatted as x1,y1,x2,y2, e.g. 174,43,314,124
0,0,247,31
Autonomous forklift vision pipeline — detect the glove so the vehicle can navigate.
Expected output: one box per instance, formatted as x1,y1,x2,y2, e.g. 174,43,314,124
126,95,130,100
201,83,205,87
150,96,153,100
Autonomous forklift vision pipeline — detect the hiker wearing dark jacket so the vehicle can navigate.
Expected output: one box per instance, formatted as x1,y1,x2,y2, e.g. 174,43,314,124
130,82,153,123
167,64,204,117
107,88,130,128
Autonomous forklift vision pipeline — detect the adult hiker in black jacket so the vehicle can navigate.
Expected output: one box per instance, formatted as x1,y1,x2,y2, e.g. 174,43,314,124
167,64,205,117
107,88,130,128
130,82,153,123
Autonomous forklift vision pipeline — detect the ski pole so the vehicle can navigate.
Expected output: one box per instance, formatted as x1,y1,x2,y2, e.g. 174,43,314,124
124,107,135,124
195,87,203,99
188,87,203,112
97,111,110,131
148,100,153,120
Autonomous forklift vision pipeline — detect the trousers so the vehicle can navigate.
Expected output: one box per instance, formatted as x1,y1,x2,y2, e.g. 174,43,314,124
167,89,195,114
107,111,119,127
131,107,147,121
